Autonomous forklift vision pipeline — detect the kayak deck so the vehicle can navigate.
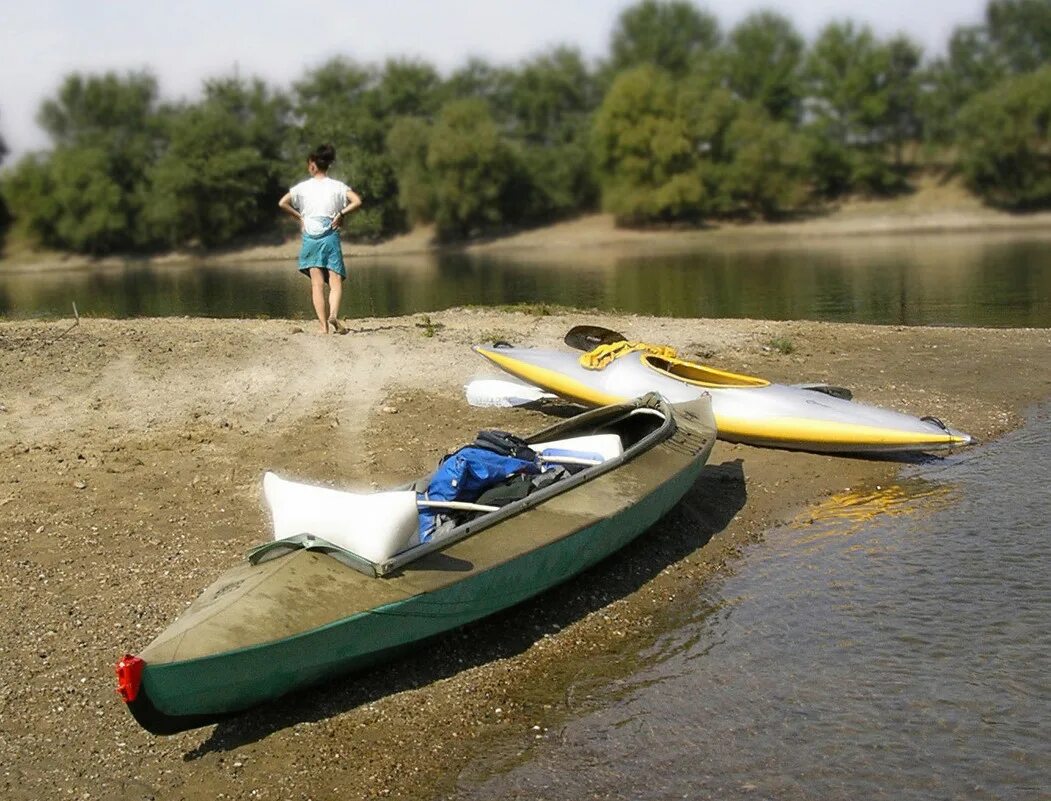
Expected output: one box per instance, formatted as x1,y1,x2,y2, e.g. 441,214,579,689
474,343,973,454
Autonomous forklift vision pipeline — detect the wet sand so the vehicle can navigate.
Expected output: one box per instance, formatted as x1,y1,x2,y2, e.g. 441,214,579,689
1,311,1049,800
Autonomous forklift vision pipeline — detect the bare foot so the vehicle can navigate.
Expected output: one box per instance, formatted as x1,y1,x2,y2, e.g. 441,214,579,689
318,322,330,335
329,318,348,335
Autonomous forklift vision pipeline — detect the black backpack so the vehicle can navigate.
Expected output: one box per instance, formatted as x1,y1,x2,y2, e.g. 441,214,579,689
472,429,537,462
476,465,570,507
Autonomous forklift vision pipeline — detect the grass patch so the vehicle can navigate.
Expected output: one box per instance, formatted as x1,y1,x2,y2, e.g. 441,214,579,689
764,337,796,355
463,302,594,316
415,314,444,338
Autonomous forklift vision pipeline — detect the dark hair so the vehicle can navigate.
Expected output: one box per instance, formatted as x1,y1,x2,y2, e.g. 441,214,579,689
308,144,336,171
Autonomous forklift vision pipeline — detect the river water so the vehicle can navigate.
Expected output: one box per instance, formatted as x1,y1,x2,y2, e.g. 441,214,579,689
451,405,1051,801
3,231,1051,327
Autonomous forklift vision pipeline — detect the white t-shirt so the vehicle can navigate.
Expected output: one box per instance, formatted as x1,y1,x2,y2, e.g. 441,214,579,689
290,176,352,236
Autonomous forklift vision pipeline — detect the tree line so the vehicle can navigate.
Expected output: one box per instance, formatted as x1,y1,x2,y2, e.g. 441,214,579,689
1,0,1049,256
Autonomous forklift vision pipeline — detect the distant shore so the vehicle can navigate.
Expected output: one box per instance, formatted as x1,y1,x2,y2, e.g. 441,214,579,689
4,177,1051,273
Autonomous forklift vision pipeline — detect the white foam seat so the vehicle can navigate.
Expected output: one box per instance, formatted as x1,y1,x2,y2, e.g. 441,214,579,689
534,434,623,463
263,472,420,563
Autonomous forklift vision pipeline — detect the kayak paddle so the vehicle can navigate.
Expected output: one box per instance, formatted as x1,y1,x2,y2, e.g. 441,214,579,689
563,325,628,351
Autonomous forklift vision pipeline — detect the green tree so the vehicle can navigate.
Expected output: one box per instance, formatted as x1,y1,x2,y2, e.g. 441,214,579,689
1,155,60,248
144,110,272,247
957,66,1051,208
986,0,1051,73
717,103,810,217
143,76,288,247
291,58,442,239
386,116,434,225
290,59,385,238
359,59,444,237
8,71,167,252
591,65,704,223
374,59,443,119
38,71,160,151
37,71,164,202
502,47,601,220
48,146,129,253
804,22,921,195
724,11,805,121
291,58,375,145
675,70,811,220
444,58,515,116
502,48,598,145
923,1,1051,145
2,147,129,255
677,70,739,201
609,0,720,77
202,74,291,218
426,99,517,239
921,26,1003,144
882,36,924,168
202,76,291,162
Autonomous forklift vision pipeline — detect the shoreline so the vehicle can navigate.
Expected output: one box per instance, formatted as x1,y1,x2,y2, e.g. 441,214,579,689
4,190,1051,273
1,312,1049,799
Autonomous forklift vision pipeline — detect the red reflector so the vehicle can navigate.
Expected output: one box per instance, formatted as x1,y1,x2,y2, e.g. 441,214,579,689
115,654,145,702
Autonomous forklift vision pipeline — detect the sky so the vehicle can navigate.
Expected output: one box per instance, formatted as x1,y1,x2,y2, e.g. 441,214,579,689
0,0,990,161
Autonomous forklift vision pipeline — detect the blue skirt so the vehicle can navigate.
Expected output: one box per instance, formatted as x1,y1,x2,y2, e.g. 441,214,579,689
298,229,346,280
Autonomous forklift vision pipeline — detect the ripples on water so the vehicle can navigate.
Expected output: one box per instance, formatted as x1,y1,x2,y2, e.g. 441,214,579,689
454,405,1051,801
3,233,1050,326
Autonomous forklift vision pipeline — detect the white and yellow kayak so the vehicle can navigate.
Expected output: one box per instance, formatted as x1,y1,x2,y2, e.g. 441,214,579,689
473,342,972,454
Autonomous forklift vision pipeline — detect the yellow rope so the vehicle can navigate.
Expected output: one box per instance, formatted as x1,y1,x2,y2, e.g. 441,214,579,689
579,340,678,370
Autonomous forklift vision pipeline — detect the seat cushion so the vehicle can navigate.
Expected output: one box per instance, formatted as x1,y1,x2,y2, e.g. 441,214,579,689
263,472,419,563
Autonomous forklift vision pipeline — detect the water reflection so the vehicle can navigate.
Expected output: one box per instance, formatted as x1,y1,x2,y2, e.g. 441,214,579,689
2,232,1050,326
451,405,1051,801
788,480,959,548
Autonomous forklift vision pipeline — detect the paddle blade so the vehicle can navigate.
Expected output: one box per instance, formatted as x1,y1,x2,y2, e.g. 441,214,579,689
563,324,628,351
464,378,557,408
792,383,854,401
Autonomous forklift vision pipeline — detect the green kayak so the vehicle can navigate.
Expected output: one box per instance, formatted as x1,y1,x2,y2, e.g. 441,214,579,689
116,393,716,734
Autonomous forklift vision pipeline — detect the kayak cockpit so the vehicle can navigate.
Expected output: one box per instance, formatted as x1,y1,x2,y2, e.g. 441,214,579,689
249,394,679,578
641,354,769,388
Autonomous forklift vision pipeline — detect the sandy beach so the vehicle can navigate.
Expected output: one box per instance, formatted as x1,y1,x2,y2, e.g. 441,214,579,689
1,310,1048,799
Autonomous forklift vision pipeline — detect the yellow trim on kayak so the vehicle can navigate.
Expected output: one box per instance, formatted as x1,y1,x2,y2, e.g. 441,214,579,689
475,346,970,450
713,414,969,448
632,352,963,446
476,347,624,407
640,354,770,388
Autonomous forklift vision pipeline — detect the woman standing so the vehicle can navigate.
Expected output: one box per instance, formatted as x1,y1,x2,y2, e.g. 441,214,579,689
278,144,362,334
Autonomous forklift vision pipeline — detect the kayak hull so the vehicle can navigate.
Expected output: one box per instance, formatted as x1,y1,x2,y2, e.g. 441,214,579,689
474,345,972,454
121,394,716,734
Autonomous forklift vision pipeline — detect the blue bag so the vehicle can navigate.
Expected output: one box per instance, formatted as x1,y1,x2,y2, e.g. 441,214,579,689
418,445,540,540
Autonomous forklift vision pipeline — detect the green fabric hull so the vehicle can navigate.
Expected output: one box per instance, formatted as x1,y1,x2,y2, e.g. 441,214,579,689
139,458,703,721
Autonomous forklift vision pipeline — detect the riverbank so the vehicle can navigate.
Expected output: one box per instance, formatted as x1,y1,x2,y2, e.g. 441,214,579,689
4,176,1051,272
1,311,1049,800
